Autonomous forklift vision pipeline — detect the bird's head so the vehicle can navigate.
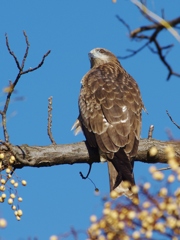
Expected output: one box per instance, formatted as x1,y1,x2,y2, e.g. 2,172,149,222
88,48,119,68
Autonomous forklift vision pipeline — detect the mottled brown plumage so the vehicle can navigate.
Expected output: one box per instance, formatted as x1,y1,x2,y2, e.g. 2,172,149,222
73,48,144,199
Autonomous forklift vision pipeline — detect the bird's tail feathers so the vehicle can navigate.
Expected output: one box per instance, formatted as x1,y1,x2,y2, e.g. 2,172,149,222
107,150,138,200
71,119,82,135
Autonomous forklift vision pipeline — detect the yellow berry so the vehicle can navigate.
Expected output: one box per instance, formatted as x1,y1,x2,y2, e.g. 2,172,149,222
118,221,125,229
122,181,131,188
132,231,140,239
149,146,158,156
9,156,15,164
143,182,151,190
14,211,18,216
10,193,16,199
5,168,11,174
166,216,177,228
149,165,156,173
49,236,58,240
8,198,13,205
145,231,152,239
1,194,6,199
17,209,23,216
168,175,175,183
143,201,151,208
110,210,118,219
16,216,21,221
21,180,27,186
0,218,7,228
110,190,118,199
103,208,110,215
0,185,5,191
127,211,136,219
10,179,15,185
165,146,175,157
0,197,4,203
90,215,97,222
11,205,16,210
14,182,18,188
131,185,139,194
10,156,15,161
7,174,12,179
0,153,4,159
152,171,164,180
18,197,23,202
0,179,6,184
159,187,168,197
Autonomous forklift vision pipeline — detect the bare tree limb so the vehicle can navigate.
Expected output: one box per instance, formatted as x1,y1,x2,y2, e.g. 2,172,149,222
0,139,179,170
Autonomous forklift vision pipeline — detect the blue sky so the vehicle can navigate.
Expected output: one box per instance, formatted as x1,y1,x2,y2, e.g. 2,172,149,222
0,0,180,239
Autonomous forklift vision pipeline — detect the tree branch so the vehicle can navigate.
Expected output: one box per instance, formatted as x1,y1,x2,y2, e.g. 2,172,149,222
0,32,51,143
0,139,179,169
116,4,180,80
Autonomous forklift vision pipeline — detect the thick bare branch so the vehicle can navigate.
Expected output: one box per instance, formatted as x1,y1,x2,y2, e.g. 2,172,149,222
0,139,179,169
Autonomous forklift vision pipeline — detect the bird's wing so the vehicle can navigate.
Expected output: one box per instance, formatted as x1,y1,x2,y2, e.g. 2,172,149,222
79,64,143,159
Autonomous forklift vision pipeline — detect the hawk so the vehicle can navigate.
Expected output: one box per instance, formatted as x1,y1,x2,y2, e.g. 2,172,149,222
72,48,144,199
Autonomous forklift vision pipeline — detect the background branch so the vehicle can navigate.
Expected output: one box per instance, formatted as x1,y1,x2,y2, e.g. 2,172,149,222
117,3,180,80
166,110,180,129
0,32,51,143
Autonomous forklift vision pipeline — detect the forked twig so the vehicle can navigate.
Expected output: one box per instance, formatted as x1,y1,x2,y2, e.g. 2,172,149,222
0,31,51,143
117,2,180,80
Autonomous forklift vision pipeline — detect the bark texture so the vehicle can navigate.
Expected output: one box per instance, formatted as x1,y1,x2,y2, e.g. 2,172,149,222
0,139,179,169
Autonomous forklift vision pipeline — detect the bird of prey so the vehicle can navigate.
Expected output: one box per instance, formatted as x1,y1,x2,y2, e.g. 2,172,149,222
72,48,144,199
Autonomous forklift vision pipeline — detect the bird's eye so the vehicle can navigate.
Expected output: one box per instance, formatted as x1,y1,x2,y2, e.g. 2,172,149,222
99,49,105,54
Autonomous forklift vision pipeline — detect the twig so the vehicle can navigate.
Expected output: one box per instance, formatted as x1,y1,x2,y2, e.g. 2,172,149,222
148,125,154,139
116,15,131,35
116,2,180,80
21,31,30,70
22,50,51,75
166,110,180,129
157,167,171,171
131,0,180,41
47,97,56,145
118,41,149,59
5,33,21,71
0,31,51,143
152,38,180,80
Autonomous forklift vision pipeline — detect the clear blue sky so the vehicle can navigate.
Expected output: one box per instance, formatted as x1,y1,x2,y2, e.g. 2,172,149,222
0,0,180,239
